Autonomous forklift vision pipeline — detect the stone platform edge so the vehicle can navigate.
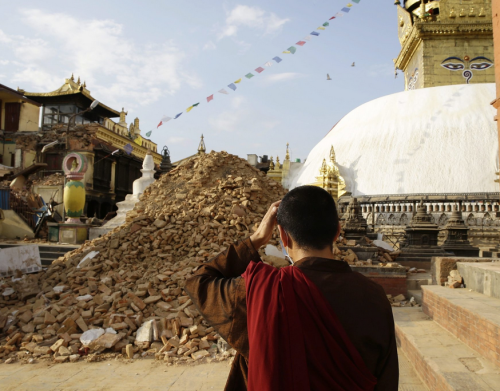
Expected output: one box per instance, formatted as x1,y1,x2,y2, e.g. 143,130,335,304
422,285,500,369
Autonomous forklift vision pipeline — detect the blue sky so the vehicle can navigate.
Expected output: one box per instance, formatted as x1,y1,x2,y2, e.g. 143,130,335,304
0,0,404,162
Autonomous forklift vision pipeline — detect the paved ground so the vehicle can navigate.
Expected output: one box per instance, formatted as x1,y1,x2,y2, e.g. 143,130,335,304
0,349,426,391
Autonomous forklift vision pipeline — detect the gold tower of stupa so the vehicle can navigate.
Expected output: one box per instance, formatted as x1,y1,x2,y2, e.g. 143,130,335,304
395,0,494,90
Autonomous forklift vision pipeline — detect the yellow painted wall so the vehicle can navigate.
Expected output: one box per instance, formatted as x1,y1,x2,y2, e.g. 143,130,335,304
0,93,40,132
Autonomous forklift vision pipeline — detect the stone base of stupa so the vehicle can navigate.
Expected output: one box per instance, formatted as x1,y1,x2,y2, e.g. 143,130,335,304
89,194,138,240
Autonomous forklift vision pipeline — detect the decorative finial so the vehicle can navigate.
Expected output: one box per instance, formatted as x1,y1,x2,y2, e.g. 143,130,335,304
198,134,206,154
320,158,327,175
70,73,74,81
329,145,336,163
82,80,86,88
285,143,290,161
276,155,280,169
269,156,275,170
394,0,400,5
77,76,80,84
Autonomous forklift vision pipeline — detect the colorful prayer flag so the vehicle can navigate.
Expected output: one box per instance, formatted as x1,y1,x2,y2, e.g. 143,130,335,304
323,22,329,27
245,73,254,79
341,7,351,12
283,50,291,54
351,0,360,3
265,61,273,67
304,35,312,41
207,94,214,102
255,67,265,73
347,3,353,7
329,16,336,20
228,83,237,91
311,31,320,36
157,115,171,128
174,113,182,119
146,130,152,137
273,56,282,63
317,27,326,30
296,41,306,46
124,143,133,155
287,46,296,54
186,103,199,113
335,12,344,17
219,89,229,94
234,78,242,83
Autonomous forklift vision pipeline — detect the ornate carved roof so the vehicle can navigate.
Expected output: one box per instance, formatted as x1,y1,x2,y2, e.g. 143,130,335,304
21,75,120,117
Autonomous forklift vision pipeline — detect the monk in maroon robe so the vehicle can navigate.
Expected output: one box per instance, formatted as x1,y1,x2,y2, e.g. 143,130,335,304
186,186,398,390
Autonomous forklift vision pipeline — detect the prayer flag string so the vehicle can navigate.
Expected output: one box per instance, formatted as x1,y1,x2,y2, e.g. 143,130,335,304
153,1,361,134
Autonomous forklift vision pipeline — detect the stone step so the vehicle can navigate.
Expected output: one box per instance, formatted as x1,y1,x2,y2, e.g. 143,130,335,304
397,347,429,390
394,307,500,391
422,285,500,369
407,289,423,305
457,261,500,299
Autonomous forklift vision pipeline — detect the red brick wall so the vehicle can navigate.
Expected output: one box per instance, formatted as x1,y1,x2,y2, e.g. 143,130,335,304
422,288,500,369
363,276,407,297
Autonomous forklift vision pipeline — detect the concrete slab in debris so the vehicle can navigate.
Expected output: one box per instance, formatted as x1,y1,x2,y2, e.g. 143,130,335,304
0,244,42,277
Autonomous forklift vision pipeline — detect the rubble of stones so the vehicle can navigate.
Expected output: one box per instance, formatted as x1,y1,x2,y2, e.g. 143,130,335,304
446,270,464,289
387,294,420,308
336,236,403,268
0,151,411,365
32,173,65,187
0,151,289,366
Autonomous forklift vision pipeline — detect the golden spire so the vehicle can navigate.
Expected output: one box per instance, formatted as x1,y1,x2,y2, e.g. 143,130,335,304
77,76,80,84
70,73,75,81
320,158,327,176
269,156,275,170
285,143,290,161
82,80,86,88
198,134,206,155
329,145,336,163
276,155,280,169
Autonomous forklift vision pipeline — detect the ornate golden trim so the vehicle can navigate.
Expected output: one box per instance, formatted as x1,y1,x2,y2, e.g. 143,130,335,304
96,126,162,164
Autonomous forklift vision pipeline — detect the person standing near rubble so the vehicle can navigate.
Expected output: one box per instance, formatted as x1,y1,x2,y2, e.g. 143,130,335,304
185,185,398,391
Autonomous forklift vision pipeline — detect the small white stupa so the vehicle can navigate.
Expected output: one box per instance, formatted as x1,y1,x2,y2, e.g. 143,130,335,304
89,151,156,240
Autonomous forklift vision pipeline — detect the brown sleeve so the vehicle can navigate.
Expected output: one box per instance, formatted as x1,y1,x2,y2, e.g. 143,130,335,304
374,313,399,391
184,238,261,359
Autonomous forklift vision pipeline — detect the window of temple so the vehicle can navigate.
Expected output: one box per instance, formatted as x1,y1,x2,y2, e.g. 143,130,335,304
42,104,94,130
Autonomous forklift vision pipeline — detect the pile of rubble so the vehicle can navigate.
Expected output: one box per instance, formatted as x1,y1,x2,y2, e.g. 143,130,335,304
387,294,419,308
0,151,291,365
446,270,464,289
32,173,65,187
335,236,402,267
0,151,409,365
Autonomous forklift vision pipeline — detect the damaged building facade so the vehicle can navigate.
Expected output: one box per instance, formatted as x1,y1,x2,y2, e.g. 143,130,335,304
10,76,162,219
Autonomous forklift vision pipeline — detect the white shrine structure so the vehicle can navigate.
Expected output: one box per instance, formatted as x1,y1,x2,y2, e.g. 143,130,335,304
89,151,156,240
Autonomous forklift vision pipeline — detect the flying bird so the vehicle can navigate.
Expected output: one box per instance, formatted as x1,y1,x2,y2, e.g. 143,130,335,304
327,74,332,80
351,62,355,67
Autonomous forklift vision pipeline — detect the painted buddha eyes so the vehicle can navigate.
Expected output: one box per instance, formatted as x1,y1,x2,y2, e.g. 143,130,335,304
441,63,464,70
440,56,493,84
470,62,493,70
441,56,493,71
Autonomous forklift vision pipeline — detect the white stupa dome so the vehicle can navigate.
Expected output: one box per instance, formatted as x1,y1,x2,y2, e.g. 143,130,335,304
290,83,499,196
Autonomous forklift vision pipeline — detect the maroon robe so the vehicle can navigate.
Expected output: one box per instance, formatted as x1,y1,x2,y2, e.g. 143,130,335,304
185,238,398,390
242,260,377,391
